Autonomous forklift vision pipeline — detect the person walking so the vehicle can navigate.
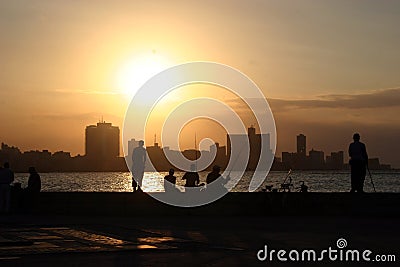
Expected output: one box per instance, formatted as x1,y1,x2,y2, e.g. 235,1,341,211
131,140,146,192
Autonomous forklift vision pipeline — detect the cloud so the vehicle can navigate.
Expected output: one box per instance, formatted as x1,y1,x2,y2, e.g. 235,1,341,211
0,88,122,97
268,88,400,110
31,112,121,122
52,89,122,95
223,88,400,114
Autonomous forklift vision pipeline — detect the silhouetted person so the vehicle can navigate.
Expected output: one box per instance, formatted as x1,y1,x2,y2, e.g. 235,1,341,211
0,162,14,213
23,167,41,211
206,165,230,194
182,164,199,187
164,169,177,192
27,167,41,194
349,133,368,193
299,181,308,193
132,140,146,192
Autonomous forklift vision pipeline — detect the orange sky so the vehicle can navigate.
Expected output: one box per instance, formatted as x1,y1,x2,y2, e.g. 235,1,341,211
1,1,399,167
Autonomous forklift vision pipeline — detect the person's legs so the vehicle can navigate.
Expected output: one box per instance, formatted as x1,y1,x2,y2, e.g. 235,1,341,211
356,163,364,192
4,185,10,212
0,185,11,213
350,164,357,192
0,185,5,212
359,179,365,192
137,171,144,192
358,165,367,193
132,178,137,192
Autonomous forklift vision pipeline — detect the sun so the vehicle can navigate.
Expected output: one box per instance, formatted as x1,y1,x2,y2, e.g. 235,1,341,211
116,52,168,99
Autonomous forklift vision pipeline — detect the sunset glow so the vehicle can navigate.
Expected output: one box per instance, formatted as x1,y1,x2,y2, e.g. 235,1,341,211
116,52,169,98
1,1,400,167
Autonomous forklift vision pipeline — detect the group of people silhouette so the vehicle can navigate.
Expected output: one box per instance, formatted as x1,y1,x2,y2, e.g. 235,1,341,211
163,164,230,193
0,163,41,213
130,140,230,193
131,133,371,193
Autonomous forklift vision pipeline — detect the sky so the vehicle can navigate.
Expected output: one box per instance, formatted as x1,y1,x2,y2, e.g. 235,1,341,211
0,0,399,167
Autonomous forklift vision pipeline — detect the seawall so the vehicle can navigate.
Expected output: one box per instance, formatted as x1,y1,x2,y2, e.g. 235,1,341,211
22,192,400,217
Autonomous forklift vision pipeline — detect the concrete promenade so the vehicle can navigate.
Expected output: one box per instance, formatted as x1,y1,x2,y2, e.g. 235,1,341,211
1,193,399,266
29,192,400,216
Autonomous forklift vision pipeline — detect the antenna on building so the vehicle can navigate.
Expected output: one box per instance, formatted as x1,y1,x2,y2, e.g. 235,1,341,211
195,132,198,170
154,133,157,145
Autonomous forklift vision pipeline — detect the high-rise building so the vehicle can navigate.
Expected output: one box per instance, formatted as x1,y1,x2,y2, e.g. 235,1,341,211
309,149,325,169
297,134,306,157
210,142,227,169
326,151,344,170
85,121,120,160
227,126,273,171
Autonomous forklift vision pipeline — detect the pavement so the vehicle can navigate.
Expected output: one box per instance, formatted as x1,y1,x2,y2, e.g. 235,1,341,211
0,214,399,266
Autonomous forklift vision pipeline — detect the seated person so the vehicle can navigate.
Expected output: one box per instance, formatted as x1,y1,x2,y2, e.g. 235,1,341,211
164,169,177,192
206,165,230,194
26,167,41,194
182,164,199,187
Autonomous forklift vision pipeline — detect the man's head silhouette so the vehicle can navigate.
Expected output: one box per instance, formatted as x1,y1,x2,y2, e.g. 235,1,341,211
353,133,360,141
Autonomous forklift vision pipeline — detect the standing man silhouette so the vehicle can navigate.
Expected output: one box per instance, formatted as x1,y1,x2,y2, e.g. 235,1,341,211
349,133,368,193
132,140,146,192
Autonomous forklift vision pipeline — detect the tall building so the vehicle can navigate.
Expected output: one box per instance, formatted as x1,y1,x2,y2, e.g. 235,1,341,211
85,121,120,160
227,126,273,171
309,149,325,169
326,151,344,170
210,142,227,169
282,152,296,169
297,134,306,157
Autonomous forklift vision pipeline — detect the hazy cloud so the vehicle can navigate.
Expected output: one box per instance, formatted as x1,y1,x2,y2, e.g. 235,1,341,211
32,112,121,122
52,89,122,95
224,87,400,112
268,88,400,110
0,88,122,97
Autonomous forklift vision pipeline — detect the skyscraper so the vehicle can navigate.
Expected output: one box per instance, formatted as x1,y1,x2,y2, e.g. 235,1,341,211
227,126,273,171
85,121,120,160
297,134,306,157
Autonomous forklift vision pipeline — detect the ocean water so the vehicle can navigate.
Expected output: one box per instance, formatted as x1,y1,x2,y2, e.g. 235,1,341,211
13,171,400,193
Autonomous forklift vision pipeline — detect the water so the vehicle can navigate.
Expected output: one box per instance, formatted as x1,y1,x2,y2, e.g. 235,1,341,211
13,171,400,193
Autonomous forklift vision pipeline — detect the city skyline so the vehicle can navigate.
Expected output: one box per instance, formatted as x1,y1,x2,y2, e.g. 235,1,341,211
1,1,399,167
0,122,392,171
1,3,399,265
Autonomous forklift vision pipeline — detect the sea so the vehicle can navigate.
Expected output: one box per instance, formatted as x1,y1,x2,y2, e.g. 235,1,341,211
13,170,400,193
